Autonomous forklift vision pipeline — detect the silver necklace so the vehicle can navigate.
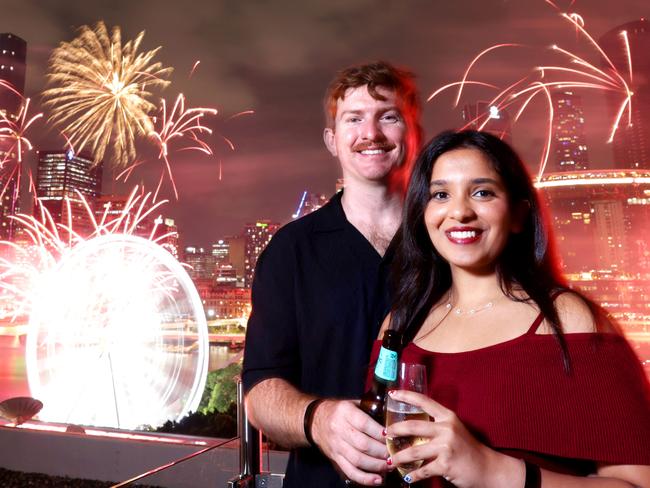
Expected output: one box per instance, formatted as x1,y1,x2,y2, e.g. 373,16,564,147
446,297,495,316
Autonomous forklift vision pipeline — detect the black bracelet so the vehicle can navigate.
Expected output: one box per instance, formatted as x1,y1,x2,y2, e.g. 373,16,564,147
524,460,542,488
303,399,324,449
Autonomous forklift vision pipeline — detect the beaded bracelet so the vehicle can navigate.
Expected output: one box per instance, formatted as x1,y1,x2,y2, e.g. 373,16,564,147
303,398,324,449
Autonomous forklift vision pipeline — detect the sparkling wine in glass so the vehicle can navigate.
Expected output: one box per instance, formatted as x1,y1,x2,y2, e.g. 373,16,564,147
385,362,429,477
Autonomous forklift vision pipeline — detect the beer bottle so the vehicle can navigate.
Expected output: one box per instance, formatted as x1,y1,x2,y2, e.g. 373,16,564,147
360,329,401,424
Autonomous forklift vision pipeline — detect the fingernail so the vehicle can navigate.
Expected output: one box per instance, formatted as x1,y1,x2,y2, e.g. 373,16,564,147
388,390,396,396
374,478,382,485
386,457,392,466
403,474,413,484
381,428,387,437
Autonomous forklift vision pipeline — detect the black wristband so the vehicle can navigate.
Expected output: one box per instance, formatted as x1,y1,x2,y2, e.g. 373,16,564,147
524,460,541,488
303,399,324,449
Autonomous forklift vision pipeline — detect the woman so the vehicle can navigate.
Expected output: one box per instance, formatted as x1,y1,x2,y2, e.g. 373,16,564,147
374,130,650,487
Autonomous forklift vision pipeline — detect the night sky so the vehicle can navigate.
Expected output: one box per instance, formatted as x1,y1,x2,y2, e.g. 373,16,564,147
2,0,648,246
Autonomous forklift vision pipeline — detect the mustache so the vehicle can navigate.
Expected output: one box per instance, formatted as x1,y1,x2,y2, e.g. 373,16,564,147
352,141,396,152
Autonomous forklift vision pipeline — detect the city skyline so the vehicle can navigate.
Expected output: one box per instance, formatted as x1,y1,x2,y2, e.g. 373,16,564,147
1,0,649,246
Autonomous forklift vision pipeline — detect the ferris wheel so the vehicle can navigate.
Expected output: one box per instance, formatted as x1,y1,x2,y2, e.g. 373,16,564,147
26,234,209,430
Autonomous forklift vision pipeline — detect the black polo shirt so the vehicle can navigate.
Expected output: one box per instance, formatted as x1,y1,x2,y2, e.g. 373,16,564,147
242,191,393,487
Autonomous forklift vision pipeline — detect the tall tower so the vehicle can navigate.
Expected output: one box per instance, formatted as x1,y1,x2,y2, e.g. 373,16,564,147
0,33,26,118
36,150,103,236
243,220,280,288
0,33,27,240
600,19,650,169
551,90,590,172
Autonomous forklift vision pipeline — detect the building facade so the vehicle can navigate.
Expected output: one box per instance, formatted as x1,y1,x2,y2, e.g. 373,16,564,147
600,19,650,169
0,33,26,118
0,33,27,240
243,220,280,288
35,150,103,237
551,90,590,172
537,169,650,274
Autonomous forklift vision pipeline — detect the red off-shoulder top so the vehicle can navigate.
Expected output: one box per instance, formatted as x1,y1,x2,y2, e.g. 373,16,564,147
368,312,650,487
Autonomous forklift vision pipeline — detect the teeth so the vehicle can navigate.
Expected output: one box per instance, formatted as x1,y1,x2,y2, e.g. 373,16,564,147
449,230,478,239
360,149,385,155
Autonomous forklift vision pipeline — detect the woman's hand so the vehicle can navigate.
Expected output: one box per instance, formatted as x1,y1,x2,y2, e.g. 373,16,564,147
385,390,524,487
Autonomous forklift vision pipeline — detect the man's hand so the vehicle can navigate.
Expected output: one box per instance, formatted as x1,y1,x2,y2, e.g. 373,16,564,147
311,399,388,486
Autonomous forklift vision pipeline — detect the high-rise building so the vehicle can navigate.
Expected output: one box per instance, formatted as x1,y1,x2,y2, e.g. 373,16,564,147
0,33,26,118
292,191,328,219
152,216,179,259
536,168,650,274
183,246,216,280
600,19,650,169
462,101,512,142
226,235,246,283
0,177,19,240
212,239,230,263
210,236,246,285
244,220,280,287
0,33,27,240
551,90,590,172
36,150,103,236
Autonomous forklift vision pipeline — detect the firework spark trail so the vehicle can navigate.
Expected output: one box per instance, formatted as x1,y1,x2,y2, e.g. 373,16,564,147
0,79,22,100
0,187,173,320
0,99,43,166
43,21,172,168
0,98,43,238
452,44,521,107
216,110,255,181
427,5,635,177
189,60,201,78
0,189,206,430
143,93,217,200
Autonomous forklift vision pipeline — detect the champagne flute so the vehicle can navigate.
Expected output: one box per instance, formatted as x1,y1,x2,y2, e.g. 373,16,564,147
385,362,429,478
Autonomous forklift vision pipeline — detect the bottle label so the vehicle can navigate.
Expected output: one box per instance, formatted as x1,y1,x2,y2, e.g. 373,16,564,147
375,346,398,382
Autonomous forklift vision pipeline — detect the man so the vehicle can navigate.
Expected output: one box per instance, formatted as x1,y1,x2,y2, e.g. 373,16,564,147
242,61,422,487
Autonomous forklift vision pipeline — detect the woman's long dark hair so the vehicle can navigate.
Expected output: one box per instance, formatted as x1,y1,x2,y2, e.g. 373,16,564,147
390,130,573,368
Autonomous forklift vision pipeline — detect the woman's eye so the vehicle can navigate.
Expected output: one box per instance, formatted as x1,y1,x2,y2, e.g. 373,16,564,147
431,191,448,200
473,189,495,198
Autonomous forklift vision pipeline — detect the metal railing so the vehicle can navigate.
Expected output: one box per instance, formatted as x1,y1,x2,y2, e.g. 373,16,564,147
227,380,284,488
108,379,283,487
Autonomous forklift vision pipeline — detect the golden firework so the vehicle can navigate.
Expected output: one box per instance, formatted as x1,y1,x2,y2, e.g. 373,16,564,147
43,21,172,167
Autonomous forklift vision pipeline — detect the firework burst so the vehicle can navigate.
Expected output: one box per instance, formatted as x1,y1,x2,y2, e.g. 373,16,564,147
0,98,43,239
0,187,172,319
428,7,634,178
0,188,208,430
42,21,172,168
118,93,217,200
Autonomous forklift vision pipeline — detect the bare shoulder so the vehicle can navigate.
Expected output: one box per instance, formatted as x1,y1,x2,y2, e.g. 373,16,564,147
554,292,600,334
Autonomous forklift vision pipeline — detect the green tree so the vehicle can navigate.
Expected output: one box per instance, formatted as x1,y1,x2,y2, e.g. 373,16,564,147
199,362,241,414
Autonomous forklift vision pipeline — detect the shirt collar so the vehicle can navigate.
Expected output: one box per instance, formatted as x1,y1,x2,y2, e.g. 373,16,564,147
313,190,347,232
